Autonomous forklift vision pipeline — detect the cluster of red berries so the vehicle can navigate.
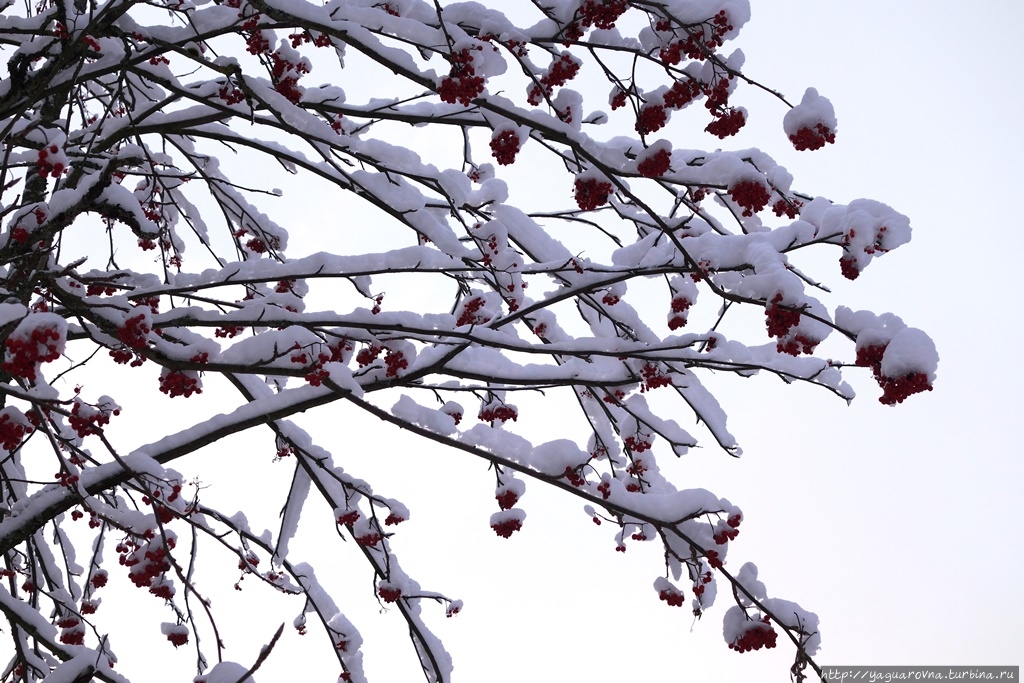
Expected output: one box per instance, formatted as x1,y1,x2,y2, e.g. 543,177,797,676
216,325,244,338
705,549,723,569
356,533,382,547
58,616,85,645
623,434,652,453
563,466,587,487
118,534,173,589
118,314,150,349
713,514,742,545
658,10,733,63
574,177,613,211
3,325,62,381
789,123,836,151
336,509,360,526
729,617,777,653
577,0,628,30
728,180,771,217
384,349,408,378
109,346,145,366
378,585,402,602
384,513,405,526
288,30,331,48
610,89,628,110
635,105,667,135
640,362,672,392
165,626,189,648
270,50,310,104
668,296,692,330
839,255,860,280
527,53,581,105
356,345,382,367
490,129,520,165
478,403,518,422
69,399,120,439
765,294,801,339
439,48,485,106
36,145,65,179
856,343,933,405
491,518,523,538
495,489,519,510
159,370,201,398
776,334,819,357
659,587,686,607
637,148,671,178
772,198,803,219
0,410,32,452
705,107,745,138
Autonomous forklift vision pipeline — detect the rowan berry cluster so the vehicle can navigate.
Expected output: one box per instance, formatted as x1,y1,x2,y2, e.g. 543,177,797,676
705,107,745,138
269,50,310,104
527,53,581,105
439,48,485,106
118,534,173,589
776,334,819,357
728,618,777,653
378,585,402,602
563,466,587,487
624,434,652,453
839,255,860,280
3,325,62,381
658,10,733,63
640,363,672,391
574,177,613,211
764,294,801,339
577,0,628,30
856,343,933,405
384,349,408,378
495,489,519,510
118,314,150,349
637,148,671,178
58,617,85,645
158,370,201,398
0,410,32,451
36,145,65,179
69,399,120,439
491,518,522,538
789,123,836,151
668,296,692,330
659,587,686,607
772,198,803,219
728,180,771,217
490,129,520,165
478,403,518,422
635,105,667,135
713,513,742,545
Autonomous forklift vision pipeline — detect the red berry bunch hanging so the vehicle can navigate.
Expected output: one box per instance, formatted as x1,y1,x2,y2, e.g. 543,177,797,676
668,296,692,330
3,323,63,382
0,409,33,452
635,104,667,135
490,518,522,538
705,107,745,138
855,342,933,405
378,584,402,602
36,144,66,179
495,489,518,510
639,363,672,392
764,294,801,339
118,313,151,349
438,47,485,106
384,349,408,378
490,129,521,165
658,587,685,607
573,177,613,211
527,53,582,105
578,0,628,30
478,403,518,422
728,618,777,653
637,148,671,178
728,179,771,217
158,369,202,398
772,198,803,218
789,123,836,151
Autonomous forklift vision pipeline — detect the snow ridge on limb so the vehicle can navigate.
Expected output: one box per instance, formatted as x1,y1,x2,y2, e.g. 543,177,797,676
0,0,933,680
